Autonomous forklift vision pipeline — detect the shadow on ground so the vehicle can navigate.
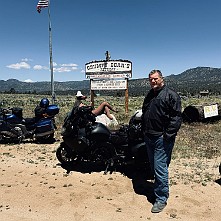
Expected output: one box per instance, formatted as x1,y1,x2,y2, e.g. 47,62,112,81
215,178,221,185
58,160,155,204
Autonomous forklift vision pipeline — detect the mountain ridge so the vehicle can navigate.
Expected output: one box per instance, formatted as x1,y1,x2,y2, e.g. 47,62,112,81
1,67,221,95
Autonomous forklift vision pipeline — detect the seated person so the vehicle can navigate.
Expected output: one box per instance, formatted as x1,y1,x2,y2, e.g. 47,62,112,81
74,91,118,120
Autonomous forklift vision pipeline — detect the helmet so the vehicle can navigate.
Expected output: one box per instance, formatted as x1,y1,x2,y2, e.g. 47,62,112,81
39,98,49,108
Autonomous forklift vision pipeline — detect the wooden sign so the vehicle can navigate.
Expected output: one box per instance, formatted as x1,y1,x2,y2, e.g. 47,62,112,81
85,60,132,79
91,79,127,90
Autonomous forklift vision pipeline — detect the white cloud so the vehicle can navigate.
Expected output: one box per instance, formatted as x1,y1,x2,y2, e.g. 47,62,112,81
24,79,34,83
7,62,30,70
33,65,48,70
6,59,80,73
71,66,78,70
15,61,79,73
22,58,33,62
53,63,78,72
60,63,78,67
54,67,72,73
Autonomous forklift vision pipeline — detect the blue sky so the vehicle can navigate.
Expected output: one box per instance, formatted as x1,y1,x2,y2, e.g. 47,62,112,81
1,0,221,82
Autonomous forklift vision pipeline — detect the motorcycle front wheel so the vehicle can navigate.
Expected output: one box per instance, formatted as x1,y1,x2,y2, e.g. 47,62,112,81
56,143,77,165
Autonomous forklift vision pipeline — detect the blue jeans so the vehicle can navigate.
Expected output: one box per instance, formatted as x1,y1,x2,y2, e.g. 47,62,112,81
144,135,175,204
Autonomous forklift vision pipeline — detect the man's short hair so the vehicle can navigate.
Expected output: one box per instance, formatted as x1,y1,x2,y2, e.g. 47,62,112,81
149,70,163,78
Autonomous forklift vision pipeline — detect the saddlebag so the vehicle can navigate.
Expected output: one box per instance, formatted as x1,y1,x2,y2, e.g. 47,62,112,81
35,118,54,135
46,105,59,116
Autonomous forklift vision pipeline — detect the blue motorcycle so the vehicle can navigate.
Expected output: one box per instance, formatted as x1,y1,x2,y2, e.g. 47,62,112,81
0,104,59,143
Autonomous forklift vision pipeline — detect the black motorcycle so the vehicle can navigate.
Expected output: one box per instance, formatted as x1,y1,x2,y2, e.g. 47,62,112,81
0,105,59,143
56,106,149,174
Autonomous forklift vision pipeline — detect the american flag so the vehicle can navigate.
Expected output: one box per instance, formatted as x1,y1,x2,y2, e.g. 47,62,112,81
37,0,49,13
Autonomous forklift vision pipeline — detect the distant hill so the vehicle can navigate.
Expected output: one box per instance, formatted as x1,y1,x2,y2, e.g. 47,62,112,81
166,67,221,95
0,79,90,95
1,67,221,96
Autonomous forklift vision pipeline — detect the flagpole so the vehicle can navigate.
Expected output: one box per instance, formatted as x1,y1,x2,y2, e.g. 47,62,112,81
47,0,55,104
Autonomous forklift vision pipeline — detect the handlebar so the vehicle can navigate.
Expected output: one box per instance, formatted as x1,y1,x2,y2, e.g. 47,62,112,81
78,106,93,114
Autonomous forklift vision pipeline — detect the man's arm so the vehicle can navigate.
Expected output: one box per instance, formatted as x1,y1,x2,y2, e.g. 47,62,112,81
164,93,182,140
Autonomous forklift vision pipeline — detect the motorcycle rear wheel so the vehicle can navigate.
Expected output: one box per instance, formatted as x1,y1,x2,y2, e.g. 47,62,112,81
56,143,76,165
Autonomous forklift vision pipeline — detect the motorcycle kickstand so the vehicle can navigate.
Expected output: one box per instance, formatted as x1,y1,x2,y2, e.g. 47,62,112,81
104,158,114,175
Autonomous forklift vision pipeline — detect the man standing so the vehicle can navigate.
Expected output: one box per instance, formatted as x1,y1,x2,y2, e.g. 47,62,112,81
142,70,182,213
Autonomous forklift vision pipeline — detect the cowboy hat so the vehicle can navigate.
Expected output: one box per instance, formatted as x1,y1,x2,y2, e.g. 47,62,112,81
76,91,84,97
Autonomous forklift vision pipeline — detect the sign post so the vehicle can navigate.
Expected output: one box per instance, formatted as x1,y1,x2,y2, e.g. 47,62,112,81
85,51,132,113
90,79,95,107
125,79,129,113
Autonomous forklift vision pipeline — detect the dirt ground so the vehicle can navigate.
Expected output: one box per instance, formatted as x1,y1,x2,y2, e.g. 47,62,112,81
0,140,220,221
